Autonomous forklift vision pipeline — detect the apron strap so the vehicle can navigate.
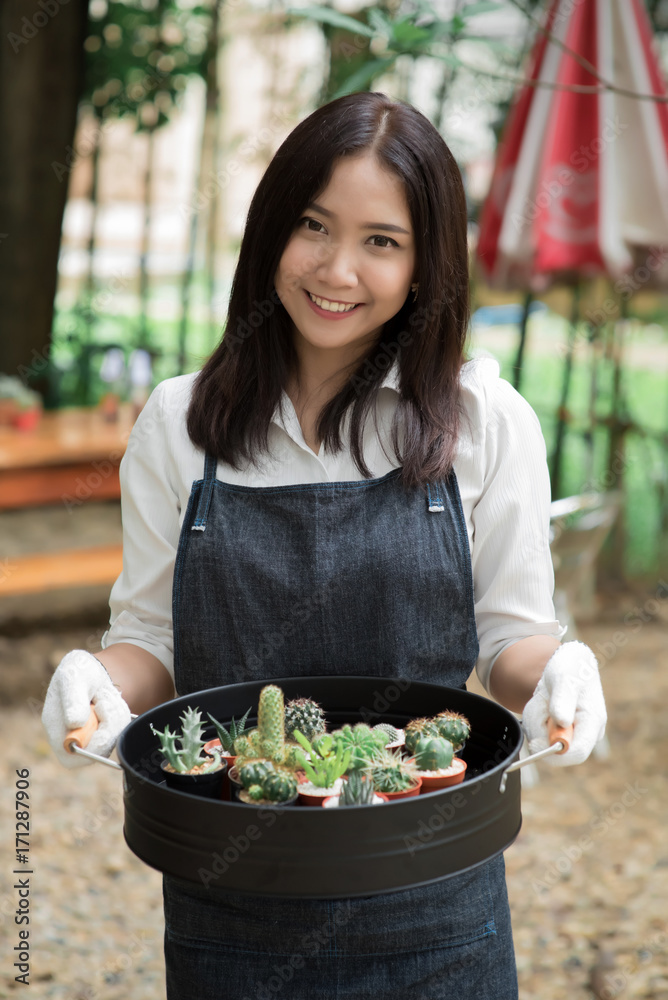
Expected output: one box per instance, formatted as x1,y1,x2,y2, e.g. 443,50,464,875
191,454,218,531
426,482,444,513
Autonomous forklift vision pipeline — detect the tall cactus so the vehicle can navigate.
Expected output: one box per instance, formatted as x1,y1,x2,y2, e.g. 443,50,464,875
258,684,286,762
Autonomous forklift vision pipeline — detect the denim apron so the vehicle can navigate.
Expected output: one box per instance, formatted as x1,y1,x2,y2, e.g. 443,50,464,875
164,456,518,1000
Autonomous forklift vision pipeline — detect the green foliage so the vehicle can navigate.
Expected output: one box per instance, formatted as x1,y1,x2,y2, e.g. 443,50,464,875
414,736,454,772
150,705,220,774
257,685,285,762
371,762,416,794
238,763,297,803
262,771,298,803
293,730,351,789
434,711,470,751
332,724,388,771
339,771,376,806
238,760,275,789
207,707,252,754
284,697,327,742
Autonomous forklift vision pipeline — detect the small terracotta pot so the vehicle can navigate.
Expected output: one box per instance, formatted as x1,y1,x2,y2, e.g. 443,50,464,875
297,777,344,807
227,765,243,801
161,757,227,799
378,775,422,800
322,792,389,808
409,756,467,791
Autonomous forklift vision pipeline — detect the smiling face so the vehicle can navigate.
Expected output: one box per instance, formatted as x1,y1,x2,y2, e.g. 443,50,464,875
274,153,417,372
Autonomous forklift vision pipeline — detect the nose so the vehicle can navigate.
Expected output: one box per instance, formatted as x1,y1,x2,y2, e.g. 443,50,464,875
314,238,359,291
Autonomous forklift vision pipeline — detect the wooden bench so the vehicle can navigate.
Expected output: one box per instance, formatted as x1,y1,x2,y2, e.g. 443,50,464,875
0,406,134,599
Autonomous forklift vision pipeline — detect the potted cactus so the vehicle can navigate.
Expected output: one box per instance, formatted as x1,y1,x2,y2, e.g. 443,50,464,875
293,731,351,806
404,717,441,755
433,710,470,753
233,685,304,772
410,735,467,791
204,706,252,769
150,706,226,799
331,723,388,771
236,762,299,807
322,770,389,807
284,697,327,742
370,750,422,800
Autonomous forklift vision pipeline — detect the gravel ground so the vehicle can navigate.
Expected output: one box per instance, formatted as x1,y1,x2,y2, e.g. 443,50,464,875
0,595,666,1000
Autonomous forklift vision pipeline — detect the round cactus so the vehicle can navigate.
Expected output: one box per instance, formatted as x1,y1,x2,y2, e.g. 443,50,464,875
238,759,275,789
284,698,327,742
334,724,387,771
405,718,440,755
414,736,454,772
372,723,403,745
372,765,415,793
262,771,298,803
434,711,470,751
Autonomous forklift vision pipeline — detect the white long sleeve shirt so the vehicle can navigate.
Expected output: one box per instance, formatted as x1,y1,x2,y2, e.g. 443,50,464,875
101,354,565,691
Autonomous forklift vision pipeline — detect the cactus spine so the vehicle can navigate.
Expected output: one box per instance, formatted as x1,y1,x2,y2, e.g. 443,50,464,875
434,711,470,751
372,723,402,745
404,718,440,755
284,698,327,742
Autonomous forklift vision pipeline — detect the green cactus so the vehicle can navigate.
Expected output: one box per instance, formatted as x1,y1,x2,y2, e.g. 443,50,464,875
404,718,440,755
257,685,286,763
371,765,416,794
372,723,403,745
284,697,327,742
206,707,252,754
262,771,298,803
293,729,351,789
332,724,387,771
434,711,470,752
151,706,221,774
414,736,454,772
238,759,275,789
339,771,376,806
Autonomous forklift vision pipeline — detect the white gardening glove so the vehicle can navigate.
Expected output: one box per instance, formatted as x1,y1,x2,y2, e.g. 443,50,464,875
42,649,132,769
521,640,607,767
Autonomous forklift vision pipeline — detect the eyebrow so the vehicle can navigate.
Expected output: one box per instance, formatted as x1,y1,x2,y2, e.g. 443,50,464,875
307,202,411,236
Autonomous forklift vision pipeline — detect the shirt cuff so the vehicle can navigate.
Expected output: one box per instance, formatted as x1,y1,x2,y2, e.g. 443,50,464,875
100,609,174,680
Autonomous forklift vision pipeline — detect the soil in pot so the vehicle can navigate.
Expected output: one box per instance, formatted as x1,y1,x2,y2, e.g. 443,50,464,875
409,756,467,791
237,789,299,807
297,776,345,807
161,757,227,799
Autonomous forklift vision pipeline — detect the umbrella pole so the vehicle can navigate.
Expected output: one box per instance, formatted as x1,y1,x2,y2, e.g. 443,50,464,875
550,282,580,499
512,291,533,391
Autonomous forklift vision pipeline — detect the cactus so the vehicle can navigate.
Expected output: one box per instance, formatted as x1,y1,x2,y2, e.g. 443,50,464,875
339,771,376,806
404,718,440,755
257,684,286,762
434,711,470,752
332,724,388,771
151,706,221,774
414,736,454,772
372,723,402,745
284,697,327,742
293,730,351,789
262,771,298,803
371,764,416,794
238,759,275,789
206,707,252,754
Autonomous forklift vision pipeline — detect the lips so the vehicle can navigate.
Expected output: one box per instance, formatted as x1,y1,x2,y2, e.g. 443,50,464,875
303,289,363,317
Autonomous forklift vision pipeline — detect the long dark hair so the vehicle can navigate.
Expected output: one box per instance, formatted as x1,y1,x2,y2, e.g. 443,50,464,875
187,91,471,488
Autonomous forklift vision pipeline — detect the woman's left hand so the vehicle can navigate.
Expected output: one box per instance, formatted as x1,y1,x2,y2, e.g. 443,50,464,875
521,640,607,766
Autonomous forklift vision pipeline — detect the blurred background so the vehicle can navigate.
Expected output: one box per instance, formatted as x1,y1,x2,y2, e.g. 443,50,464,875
0,1,667,998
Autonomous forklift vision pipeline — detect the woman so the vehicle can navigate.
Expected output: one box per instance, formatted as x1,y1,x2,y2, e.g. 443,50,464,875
43,91,607,1000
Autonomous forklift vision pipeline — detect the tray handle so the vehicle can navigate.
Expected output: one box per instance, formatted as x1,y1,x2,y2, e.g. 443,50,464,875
499,720,574,793
64,705,123,770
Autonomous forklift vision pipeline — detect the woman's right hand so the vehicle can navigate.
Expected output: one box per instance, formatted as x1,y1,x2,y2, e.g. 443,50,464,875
41,649,132,769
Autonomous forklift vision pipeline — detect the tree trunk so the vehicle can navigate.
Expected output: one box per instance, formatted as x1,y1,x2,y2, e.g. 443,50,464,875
0,0,88,391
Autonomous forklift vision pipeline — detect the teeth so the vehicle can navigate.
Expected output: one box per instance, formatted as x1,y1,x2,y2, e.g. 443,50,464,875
308,291,358,313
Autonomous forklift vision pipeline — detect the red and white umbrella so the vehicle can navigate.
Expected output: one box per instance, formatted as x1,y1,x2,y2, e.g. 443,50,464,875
476,0,668,290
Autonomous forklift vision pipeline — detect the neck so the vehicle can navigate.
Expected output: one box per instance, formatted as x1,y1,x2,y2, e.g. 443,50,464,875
287,331,377,412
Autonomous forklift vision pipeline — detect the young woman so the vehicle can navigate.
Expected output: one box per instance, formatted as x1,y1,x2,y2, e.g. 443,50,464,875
43,91,607,1000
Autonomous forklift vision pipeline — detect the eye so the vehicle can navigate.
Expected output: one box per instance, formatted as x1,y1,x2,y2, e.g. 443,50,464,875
369,235,399,249
298,216,326,234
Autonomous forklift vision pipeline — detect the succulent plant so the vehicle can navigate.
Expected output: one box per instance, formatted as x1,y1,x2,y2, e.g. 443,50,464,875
293,730,351,789
414,736,454,772
404,718,441,755
284,697,327,742
151,706,221,774
238,759,275,789
261,771,298,803
372,723,403,745
371,764,416,794
338,771,376,806
434,711,470,752
332,724,388,771
235,685,289,770
207,707,252,754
